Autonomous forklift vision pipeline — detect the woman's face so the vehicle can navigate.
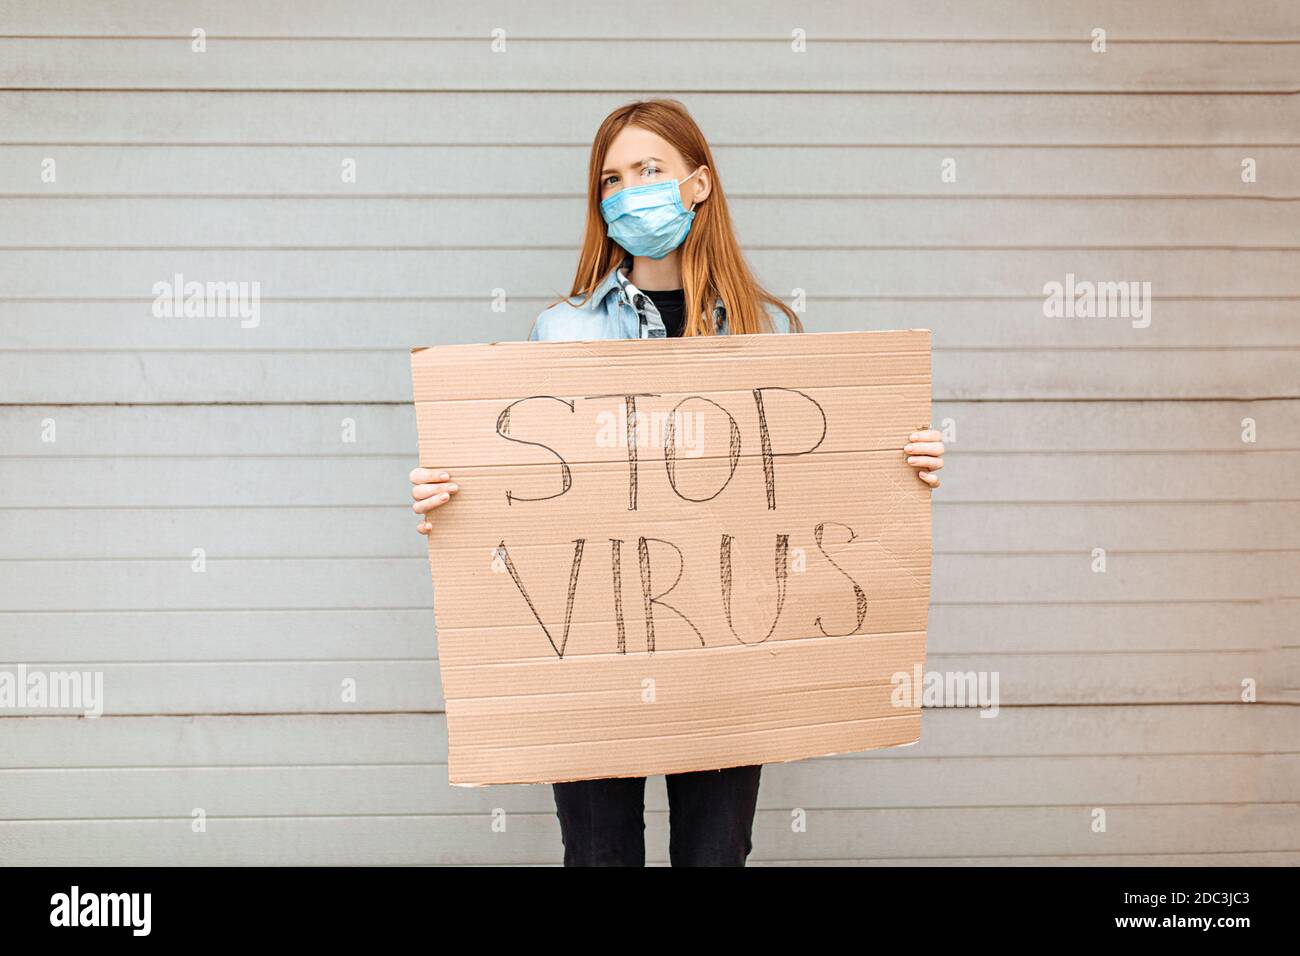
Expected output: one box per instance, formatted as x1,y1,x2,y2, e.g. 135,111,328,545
599,125,710,207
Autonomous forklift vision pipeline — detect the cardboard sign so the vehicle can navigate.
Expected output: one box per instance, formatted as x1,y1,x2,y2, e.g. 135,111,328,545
410,329,932,786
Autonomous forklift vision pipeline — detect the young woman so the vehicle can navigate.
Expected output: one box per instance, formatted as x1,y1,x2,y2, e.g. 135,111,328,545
409,99,944,866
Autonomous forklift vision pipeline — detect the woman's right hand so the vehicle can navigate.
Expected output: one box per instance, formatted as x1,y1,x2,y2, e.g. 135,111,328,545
410,467,459,535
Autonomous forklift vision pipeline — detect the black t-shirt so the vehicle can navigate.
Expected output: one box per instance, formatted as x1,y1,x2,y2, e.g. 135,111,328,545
640,288,686,337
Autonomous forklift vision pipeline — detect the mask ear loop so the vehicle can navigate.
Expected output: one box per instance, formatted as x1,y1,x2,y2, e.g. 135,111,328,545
683,166,703,213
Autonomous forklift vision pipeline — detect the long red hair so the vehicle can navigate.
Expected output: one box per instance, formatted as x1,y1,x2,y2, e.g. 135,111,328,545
552,98,802,336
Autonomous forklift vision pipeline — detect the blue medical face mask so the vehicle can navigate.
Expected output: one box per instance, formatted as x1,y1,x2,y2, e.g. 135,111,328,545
599,167,702,259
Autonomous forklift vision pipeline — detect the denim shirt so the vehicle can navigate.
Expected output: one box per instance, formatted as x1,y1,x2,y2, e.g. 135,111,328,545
530,255,792,342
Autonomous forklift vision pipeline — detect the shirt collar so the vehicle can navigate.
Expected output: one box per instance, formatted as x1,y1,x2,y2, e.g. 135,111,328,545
599,255,727,333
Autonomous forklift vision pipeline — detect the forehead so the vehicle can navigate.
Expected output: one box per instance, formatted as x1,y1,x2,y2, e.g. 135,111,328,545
602,125,682,170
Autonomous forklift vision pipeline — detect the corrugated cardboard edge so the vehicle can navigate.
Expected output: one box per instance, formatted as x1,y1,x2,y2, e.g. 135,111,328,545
447,722,927,787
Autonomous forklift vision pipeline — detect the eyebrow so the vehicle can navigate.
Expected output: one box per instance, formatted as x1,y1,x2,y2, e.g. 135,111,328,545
600,156,666,175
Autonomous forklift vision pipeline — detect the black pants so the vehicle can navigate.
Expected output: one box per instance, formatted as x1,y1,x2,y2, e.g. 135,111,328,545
552,764,763,866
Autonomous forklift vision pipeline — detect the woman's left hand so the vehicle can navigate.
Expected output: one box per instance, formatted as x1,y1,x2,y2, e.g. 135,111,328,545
904,429,944,488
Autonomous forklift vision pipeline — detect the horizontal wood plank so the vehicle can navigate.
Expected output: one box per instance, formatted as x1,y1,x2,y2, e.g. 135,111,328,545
3,300,1296,350
4,249,1295,297
3,39,1297,93
4,706,1290,765
6,502,1297,560
7,401,1294,454
0,803,1293,864
3,92,1296,145
5,350,1296,402
0,552,1294,610
4,1,1298,41
1,601,1293,660
2,146,1298,197
5,197,1299,246
2,754,1296,818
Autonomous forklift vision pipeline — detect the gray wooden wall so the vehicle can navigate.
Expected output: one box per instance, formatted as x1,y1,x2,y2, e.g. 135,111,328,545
1,1,1297,864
